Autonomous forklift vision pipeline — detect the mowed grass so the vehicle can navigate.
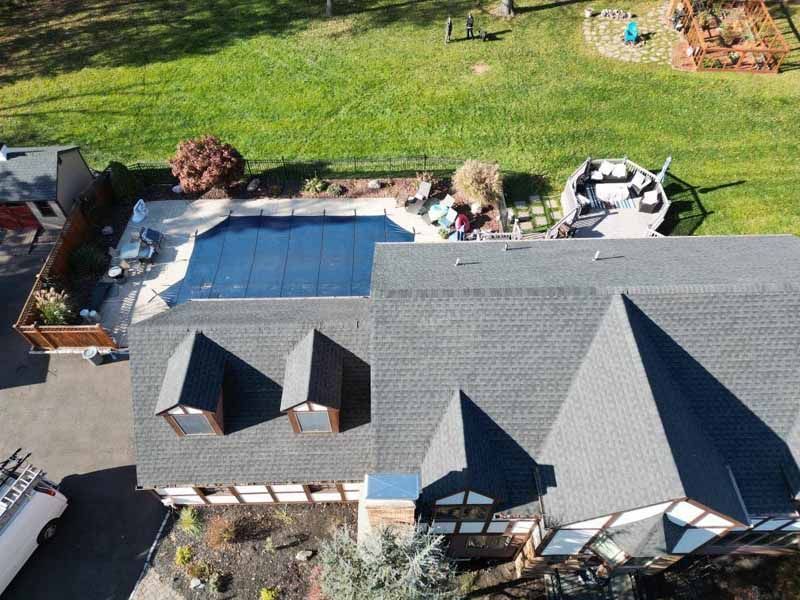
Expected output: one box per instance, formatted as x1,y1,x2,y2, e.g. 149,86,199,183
1,0,799,235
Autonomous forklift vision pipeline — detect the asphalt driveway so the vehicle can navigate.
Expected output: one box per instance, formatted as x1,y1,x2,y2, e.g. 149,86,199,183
0,243,164,599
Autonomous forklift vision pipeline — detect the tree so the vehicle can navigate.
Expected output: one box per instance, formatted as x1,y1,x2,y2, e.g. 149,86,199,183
499,0,514,17
326,0,332,17
319,526,458,600
169,135,245,193
453,159,503,209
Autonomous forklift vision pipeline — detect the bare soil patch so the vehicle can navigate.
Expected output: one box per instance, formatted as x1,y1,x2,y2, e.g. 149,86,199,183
471,62,490,75
153,503,356,600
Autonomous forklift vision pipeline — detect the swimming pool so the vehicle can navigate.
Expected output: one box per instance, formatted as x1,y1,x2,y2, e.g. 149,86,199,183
174,214,413,303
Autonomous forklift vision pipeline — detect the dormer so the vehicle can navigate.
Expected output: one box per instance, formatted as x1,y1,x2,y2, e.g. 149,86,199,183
280,329,342,433
155,330,226,437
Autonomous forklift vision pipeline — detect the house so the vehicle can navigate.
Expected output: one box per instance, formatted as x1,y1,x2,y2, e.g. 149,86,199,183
129,235,800,575
0,143,94,229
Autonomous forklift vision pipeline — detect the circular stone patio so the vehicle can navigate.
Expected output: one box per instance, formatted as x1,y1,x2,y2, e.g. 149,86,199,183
583,2,679,65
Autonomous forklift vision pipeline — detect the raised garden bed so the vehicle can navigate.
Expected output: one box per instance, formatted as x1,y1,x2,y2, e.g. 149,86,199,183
152,503,356,600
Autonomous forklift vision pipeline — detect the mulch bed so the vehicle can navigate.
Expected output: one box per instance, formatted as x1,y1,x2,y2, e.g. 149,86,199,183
152,503,356,600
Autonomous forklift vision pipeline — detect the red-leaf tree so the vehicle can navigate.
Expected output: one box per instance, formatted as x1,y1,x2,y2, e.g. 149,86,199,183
170,135,245,193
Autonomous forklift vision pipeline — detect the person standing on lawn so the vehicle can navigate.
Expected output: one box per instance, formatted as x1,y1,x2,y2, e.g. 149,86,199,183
466,13,474,40
445,16,453,43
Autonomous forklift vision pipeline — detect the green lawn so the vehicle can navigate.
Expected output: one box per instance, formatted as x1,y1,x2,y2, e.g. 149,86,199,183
1,0,799,235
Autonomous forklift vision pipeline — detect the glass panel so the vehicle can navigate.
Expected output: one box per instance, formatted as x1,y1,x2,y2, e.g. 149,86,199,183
462,505,491,521
466,535,511,550
296,411,332,432
174,414,215,435
590,533,626,566
434,506,462,520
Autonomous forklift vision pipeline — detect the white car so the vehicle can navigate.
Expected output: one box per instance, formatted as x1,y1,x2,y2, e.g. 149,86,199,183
0,452,68,595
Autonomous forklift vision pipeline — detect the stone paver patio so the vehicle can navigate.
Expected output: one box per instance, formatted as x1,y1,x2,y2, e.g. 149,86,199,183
583,2,679,65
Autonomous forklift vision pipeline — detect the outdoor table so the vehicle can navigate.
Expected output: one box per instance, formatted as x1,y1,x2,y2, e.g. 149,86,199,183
428,203,448,222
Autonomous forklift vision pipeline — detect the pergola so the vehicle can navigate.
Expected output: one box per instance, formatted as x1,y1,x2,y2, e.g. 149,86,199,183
669,0,789,74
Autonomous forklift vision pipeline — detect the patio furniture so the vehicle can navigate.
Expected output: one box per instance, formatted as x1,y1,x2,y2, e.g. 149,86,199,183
406,181,432,215
629,170,652,195
439,208,458,229
140,227,164,251
639,189,661,213
442,194,456,208
132,199,148,224
598,160,615,177
119,239,156,263
428,203,448,223
624,21,639,45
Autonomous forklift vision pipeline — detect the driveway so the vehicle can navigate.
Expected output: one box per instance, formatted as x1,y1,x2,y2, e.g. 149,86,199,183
0,241,164,599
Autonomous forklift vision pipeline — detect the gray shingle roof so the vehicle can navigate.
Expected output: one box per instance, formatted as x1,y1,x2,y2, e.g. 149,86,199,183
279,329,343,412
154,330,226,415
369,237,800,521
130,236,800,525
131,298,371,488
536,295,745,525
420,390,508,504
0,145,76,202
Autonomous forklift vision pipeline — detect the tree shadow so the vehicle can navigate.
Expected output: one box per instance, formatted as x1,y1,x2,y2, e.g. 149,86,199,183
659,172,719,237
514,0,591,15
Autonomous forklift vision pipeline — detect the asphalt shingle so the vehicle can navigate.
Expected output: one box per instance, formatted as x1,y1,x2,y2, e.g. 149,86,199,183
0,145,75,202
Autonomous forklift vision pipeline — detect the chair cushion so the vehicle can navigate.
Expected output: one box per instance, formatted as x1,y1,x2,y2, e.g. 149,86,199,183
599,160,615,176
611,163,627,179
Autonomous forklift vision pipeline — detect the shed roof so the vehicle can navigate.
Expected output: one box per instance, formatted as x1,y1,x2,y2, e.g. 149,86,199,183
0,145,77,202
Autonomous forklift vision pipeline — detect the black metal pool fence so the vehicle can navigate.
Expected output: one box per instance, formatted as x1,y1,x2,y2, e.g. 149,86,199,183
127,155,463,188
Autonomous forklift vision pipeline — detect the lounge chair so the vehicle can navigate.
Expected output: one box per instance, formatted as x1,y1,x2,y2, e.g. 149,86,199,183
442,194,456,208
629,170,652,195
439,208,458,229
406,181,432,215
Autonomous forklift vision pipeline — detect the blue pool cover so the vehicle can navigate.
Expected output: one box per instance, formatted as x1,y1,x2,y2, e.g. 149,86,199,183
174,214,413,303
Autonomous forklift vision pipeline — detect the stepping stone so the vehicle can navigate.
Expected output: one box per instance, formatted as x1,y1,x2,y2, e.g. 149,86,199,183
513,199,529,208
544,198,558,208
529,193,541,202
550,210,563,220
534,216,548,227
520,220,534,232
531,205,545,215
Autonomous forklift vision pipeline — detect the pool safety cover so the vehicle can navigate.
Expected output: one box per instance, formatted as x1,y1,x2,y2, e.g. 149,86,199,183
175,214,413,303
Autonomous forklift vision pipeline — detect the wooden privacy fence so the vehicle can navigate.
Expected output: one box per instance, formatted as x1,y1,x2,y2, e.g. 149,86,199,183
14,183,118,352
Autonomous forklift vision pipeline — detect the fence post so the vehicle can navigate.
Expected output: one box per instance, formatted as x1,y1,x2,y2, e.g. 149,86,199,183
423,154,427,172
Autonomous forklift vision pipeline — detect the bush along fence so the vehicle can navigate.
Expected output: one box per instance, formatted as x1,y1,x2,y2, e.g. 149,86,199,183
14,173,122,352
128,156,464,190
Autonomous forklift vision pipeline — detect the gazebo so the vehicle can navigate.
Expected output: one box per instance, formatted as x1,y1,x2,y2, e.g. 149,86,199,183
669,0,789,74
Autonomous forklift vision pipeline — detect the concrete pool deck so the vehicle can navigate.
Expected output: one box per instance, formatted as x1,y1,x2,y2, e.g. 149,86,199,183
98,196,440,348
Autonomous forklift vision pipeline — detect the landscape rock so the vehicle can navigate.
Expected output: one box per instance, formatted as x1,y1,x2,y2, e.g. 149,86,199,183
247,178,261,192
189,577,204,590
295,550,314,561
367,179,381,190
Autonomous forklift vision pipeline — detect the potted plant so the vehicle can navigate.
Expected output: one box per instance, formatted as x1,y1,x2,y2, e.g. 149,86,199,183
728,51,740,65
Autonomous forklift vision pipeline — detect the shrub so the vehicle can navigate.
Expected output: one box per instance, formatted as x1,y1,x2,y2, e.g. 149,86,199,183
327,182,345,197
208,571,224,593
205,514,237,549
263,536,276,554
187,560,211,580
106,161,140,204
69,243,107,277
178,506,202,537
33,287,72,325
319,526,458,600
174,545,193,567
453,160,503,209
272,507,295,526
170,135,245,193
259,587,280,600
303,176,328,194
